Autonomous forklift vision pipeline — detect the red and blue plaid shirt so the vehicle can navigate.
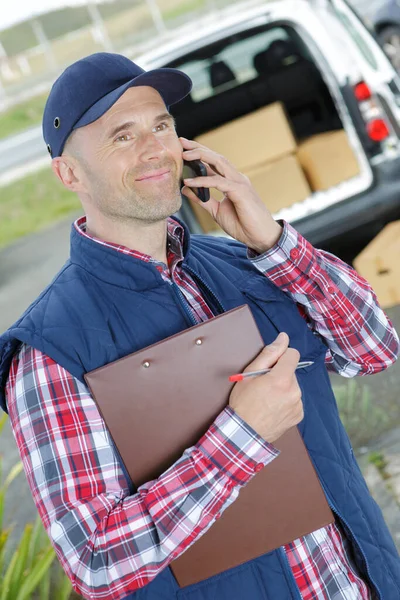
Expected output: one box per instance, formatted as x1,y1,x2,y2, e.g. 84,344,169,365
6,217,399,600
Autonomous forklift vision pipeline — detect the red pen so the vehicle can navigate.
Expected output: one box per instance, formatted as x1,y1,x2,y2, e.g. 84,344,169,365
229,361,314,383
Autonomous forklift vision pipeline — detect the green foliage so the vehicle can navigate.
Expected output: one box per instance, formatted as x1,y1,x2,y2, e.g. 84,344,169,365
334,379,390,447
0,413,76,599
0,167,80,249
368,451,390,479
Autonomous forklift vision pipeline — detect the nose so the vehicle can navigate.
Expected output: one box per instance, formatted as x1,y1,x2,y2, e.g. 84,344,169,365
138,132,166,162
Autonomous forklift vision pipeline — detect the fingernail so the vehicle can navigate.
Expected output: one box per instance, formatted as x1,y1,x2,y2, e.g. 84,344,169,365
271,332,286,346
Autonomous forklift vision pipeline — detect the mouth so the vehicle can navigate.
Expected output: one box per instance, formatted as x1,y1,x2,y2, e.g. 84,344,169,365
136,169,171,182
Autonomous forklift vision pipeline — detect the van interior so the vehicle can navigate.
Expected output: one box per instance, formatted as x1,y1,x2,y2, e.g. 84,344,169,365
167,23,361,231
169,23,342,140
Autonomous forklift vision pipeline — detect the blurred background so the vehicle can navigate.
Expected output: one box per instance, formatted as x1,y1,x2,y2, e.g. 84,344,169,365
0,0,226,106
0,1,400,598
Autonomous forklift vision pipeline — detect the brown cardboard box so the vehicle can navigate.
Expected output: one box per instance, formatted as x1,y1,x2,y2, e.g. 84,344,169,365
354,221,400,309
297,130,360,191
243,155,311,213
188,155,311,231
195,103,297,171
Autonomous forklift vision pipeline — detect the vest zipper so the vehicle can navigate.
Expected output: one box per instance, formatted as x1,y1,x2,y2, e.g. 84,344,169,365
171,281,198,326
182,266,226,315
319,480,383,599
279,547,302,600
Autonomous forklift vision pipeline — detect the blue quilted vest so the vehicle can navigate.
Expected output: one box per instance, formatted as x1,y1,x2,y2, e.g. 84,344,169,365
0,219,399,600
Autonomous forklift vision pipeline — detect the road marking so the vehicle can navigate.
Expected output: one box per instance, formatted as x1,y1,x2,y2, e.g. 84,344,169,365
0,156,50,187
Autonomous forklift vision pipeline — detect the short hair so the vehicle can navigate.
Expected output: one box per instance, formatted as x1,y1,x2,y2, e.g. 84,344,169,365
62,130,80,158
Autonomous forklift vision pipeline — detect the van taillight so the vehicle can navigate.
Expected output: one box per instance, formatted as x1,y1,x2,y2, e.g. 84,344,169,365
353,81,391,145
367,119,390,142
354,82,372,102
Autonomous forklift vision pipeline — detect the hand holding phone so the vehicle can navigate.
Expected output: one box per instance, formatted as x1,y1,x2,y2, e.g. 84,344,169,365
181,159,210,203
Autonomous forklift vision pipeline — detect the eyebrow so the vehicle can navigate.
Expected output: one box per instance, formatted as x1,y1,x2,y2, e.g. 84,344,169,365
107,113,176,140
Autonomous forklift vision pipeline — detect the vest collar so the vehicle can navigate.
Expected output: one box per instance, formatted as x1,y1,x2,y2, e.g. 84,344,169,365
69,215,192,291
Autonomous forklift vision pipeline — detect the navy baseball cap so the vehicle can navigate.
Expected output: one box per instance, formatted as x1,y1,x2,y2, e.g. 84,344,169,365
42,52,192,158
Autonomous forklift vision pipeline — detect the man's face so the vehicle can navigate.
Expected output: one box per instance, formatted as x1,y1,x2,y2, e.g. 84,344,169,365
69,86,184,224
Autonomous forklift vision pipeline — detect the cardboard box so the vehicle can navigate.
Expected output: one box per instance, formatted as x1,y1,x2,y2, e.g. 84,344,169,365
195,103,297,172
297,130,360,191
243,155,311,213
354,221,400,309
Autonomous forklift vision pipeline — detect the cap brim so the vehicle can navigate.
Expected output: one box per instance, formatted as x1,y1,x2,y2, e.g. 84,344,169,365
74,68,192,130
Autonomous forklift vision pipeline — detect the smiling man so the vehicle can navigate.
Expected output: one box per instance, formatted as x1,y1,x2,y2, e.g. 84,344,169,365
0,52,399,600
63,93,182,228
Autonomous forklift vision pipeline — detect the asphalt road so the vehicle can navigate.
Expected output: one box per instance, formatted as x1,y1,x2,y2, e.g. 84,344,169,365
0,125,44,176
0,214,78,542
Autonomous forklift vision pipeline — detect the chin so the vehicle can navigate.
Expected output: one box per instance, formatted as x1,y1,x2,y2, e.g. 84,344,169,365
160,194,182,219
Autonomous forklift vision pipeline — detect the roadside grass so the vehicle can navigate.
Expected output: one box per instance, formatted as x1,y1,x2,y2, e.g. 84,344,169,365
0,168,80,249
0,94,48,141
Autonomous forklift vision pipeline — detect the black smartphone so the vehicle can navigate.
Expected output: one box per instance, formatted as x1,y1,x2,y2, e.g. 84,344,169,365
181,159,210,203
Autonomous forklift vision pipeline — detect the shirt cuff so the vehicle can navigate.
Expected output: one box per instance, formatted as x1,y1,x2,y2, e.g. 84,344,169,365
247,220,305,272
196,406,279,487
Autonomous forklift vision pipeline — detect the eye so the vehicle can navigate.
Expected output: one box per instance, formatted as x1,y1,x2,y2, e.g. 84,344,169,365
115,133,132,143
153,121,170,132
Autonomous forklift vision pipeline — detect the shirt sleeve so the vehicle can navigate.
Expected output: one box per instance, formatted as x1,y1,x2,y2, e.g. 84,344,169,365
6,344,278,600
248,221,399,377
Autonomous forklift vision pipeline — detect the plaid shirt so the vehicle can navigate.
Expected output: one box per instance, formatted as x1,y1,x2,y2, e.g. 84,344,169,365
6,217,398,600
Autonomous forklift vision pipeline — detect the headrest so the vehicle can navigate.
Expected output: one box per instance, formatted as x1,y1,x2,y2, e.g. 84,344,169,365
209,60,237,89
253,40,301,74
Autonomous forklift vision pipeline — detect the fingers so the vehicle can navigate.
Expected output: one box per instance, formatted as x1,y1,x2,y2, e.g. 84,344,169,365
244,333,290,373
183,174,237,192
181,186,221,216
180,137,243,183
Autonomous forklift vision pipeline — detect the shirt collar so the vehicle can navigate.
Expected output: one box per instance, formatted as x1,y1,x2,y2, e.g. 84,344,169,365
74,215,185,270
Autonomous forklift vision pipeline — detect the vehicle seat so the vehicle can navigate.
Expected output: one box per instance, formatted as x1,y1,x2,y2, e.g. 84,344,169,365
251,39,330,134
253,39,302,74
171,84,255,139
209,60,237,89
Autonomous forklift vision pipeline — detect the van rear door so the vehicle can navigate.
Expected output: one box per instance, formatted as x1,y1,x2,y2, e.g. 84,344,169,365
327,0,397,79
312,0,400,157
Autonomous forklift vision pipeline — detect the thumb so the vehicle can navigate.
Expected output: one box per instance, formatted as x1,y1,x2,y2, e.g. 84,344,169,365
244,332,289,373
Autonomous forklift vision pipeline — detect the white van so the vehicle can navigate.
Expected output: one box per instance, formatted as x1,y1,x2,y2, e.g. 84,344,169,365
137,0,400,257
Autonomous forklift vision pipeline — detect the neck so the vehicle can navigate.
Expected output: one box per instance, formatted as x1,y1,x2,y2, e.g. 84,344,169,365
85,214,169,264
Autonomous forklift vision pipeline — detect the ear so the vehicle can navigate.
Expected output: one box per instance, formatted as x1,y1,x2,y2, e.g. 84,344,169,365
51,156,85,193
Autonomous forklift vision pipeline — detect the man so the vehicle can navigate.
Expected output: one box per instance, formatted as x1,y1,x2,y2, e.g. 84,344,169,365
0,52,399,600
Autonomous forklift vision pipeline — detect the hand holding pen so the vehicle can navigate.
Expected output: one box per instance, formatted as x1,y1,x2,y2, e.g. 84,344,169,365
228,332,305,443
229,361,314,382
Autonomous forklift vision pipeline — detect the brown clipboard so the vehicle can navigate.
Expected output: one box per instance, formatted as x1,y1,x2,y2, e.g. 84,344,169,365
84,305,333,587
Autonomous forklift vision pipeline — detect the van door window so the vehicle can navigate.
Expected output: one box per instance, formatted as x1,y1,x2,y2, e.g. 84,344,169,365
175,27,293,102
